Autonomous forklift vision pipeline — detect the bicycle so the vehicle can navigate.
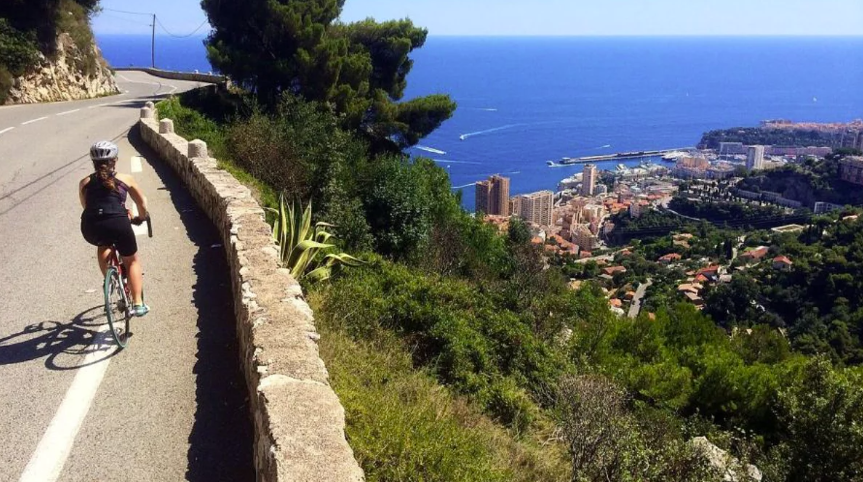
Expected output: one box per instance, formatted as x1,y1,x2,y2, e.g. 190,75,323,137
103,214,152,348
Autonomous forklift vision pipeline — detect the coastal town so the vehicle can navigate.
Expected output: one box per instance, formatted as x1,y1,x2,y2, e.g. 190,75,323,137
475,119,863,318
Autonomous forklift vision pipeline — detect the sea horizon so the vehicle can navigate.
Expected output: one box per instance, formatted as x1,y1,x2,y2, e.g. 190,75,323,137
96,35,863,209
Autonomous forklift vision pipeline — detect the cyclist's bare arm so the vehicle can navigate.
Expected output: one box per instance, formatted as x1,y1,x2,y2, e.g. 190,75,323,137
117,173,148,219
78,176,91,209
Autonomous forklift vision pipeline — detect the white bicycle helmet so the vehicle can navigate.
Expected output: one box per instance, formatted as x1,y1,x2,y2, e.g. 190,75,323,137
90,141,119,162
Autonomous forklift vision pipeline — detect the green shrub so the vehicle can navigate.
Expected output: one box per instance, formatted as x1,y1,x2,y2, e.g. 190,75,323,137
0,19,40,103
359,155,432,257
319,256,566,428
156,95,279,209
0,67,13,104
226,95,368,213
484,378,538,435
55,0,98,75
355,155,463,258
157,96,227,157
0,19,39,77
311,292,571,482
772,357,863,481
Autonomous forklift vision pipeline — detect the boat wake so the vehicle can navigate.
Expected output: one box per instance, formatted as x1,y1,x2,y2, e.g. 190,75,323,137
415,145,447,155
460,124,524,141
597,144,612,149
431,159,483,165
452,182,477,189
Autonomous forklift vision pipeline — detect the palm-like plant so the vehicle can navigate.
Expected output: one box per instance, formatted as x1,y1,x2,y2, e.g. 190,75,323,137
268,195,362,282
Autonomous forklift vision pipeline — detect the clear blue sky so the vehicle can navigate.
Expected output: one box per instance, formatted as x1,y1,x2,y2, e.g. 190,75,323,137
92,0,863,36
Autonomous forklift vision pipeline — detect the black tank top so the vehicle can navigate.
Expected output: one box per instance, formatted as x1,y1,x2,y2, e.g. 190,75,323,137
83,173,129,217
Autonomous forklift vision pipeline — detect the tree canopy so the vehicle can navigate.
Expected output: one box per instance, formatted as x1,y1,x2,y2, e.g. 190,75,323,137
201,0,456,150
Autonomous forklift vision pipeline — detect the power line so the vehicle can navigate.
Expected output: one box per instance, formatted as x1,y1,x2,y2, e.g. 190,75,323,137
101,7,153,17
99,8,209,37
99,13,152,27
155,18,210,38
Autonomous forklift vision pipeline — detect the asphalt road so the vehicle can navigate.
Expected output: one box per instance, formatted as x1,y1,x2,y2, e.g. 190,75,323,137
628,279,653,319
0,71,253,481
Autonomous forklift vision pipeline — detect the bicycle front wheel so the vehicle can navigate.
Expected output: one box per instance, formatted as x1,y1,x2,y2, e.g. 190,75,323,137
104,267,131,348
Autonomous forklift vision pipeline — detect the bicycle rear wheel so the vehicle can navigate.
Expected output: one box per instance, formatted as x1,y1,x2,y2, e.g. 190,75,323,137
104,266,131,348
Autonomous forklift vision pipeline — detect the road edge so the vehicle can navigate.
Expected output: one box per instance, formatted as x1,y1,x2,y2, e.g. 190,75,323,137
137,106,365,482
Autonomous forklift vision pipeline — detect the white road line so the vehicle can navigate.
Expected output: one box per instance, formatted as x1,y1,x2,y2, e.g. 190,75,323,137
130,156,143,173
130,203,148,236
56,109,80,116
0,127,14,135
21,116,48,125
17,332,112,482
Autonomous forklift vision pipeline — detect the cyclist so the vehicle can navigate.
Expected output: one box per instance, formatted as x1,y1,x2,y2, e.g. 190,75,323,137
79,140,150,317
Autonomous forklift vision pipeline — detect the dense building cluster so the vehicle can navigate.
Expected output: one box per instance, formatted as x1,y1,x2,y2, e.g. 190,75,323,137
840,156,863,186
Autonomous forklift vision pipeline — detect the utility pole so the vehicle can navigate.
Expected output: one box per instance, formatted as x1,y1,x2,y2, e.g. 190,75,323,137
151,14,156,68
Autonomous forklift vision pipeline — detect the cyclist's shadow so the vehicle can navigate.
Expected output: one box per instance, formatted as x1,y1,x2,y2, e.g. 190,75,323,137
0,306,120,370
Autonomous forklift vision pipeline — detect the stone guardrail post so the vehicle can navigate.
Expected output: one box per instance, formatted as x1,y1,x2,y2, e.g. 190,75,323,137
159,119,174,134
188,139,208,159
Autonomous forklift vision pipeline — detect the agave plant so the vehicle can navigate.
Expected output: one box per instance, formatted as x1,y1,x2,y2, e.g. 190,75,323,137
268,195,362,281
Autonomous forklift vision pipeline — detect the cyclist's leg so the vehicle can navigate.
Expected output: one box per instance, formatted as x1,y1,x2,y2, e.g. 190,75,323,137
97,246,111,277
121,253,144,305
113,216,147,314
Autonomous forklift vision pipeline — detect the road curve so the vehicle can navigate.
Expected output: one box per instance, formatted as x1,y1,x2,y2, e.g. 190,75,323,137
0,71,253,481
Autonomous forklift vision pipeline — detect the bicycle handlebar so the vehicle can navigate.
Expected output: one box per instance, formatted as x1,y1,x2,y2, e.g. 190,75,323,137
131,214,153,238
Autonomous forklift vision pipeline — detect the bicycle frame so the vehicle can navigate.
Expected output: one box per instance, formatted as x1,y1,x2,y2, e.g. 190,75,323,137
103,214,151,348
107,248,131,302
107,213,152,302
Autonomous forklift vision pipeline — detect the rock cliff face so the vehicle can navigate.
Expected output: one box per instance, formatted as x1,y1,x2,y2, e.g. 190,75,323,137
6,32,118,104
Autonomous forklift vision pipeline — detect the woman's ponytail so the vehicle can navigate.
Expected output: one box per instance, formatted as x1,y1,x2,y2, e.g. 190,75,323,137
95,161,117,192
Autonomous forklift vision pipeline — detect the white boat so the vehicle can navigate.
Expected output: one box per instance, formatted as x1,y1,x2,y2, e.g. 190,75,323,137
662,151,688,162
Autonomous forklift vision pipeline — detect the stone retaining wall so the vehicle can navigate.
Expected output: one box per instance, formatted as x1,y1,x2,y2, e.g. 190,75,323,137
115,67,226,84
137,106,364,482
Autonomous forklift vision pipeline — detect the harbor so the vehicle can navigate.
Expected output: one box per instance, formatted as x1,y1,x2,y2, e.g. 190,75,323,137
548,147,697,166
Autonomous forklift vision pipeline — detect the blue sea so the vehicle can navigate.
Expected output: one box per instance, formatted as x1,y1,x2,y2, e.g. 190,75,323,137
97,35,863,209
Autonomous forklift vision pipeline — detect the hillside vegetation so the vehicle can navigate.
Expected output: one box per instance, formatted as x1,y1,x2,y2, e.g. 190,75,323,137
699,126,838,150
737,150,863,207
0,0,102,103
153,1,863,480
704,212,863,364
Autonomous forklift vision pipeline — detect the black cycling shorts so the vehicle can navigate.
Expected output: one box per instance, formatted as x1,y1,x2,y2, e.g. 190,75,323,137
81,214,138,257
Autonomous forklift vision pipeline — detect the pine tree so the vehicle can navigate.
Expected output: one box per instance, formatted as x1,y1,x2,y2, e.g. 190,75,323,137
201,0,456,150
